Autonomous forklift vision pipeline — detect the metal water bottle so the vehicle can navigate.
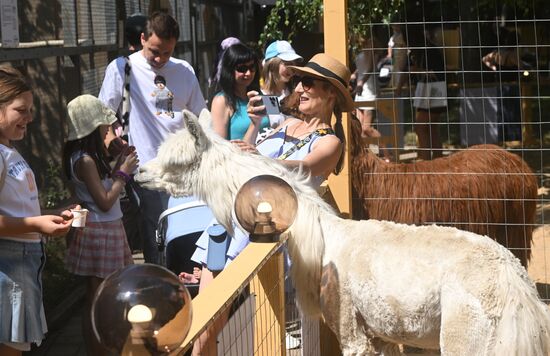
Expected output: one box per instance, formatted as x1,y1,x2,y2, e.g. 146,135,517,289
206,225,229,272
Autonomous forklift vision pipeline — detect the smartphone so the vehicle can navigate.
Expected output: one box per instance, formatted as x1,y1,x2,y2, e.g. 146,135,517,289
258,95,281,115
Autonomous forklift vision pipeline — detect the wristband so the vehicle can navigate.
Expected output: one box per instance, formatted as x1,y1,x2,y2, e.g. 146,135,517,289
114,170,131,183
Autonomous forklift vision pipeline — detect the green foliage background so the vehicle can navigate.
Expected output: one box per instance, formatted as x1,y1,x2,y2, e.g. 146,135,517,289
259,0,544,51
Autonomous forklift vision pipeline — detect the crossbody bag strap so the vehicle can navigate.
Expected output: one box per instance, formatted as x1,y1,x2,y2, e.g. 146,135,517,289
277,128,334,160
120,56,131,129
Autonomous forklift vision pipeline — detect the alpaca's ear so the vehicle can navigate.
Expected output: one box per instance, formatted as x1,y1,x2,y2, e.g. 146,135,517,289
182,109,205,142
197,108,213,129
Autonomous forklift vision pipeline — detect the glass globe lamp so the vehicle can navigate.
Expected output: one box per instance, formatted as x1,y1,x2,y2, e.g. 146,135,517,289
234,174,298,242
91,264,192,355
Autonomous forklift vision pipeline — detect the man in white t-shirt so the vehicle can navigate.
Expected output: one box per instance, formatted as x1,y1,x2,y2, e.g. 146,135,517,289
99,12,206,264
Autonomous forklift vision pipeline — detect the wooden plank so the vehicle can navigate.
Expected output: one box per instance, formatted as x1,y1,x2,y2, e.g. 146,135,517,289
251,251,286,356
324,0,352,218
179,241,283,352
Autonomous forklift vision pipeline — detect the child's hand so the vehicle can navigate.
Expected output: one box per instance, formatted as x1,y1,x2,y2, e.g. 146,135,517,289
114,146,137,173
120,150,139,175
107,136,128,157
60,204,81,223
33,215,72,236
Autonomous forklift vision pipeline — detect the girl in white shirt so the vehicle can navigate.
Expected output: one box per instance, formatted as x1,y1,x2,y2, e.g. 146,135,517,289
0,66,75,356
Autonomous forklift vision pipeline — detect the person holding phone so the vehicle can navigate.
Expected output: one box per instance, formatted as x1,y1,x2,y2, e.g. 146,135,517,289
208,43,270,140
239,53,354,186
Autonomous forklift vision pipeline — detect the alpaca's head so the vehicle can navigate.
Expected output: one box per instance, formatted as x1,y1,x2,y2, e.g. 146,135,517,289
135,109,213,196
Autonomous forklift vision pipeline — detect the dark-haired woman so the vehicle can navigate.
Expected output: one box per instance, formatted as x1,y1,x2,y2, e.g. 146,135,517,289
209,43,270,140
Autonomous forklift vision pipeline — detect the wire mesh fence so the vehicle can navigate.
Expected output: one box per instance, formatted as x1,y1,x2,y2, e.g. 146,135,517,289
172,239,325,356
349,0,549,301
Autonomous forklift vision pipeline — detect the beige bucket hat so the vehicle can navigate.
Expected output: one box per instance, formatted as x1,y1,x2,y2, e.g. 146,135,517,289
288,53,355,112
67,95,117,141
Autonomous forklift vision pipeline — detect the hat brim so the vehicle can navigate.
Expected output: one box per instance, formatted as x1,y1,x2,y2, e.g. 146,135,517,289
289,66,355,112
67,109,118,141
278,53,303,62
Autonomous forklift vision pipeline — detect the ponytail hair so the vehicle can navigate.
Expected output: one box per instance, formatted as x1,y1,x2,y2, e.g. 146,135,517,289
332,107,345,175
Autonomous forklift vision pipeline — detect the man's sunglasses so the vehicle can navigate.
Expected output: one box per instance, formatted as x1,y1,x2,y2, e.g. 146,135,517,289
293,75,326,91
235,63,257,73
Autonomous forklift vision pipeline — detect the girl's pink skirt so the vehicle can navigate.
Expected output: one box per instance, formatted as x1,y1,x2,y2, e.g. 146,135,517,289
65,220,133,278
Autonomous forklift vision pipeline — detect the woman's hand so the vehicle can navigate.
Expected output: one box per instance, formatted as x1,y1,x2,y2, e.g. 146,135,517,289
231,139,259,154
246,91,266,126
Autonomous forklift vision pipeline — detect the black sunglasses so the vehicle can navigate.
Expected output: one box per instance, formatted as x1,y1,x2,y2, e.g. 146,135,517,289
235,63,257,73
293,75,326,91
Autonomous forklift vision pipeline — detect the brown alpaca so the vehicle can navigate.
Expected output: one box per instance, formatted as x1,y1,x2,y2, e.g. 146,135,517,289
350,119,538,266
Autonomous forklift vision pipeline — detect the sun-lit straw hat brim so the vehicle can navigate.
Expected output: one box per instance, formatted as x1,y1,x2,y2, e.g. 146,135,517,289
67,94,117,141
288,53,355,112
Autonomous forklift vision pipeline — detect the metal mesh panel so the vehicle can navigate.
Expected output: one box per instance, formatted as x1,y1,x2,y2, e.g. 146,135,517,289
62,0,77,46
350,0,549,300
90,0,117,45
176,0,191,42
76,0,92,43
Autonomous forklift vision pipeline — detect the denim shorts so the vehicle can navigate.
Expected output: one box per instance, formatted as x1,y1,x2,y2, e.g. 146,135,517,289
0,239,47,345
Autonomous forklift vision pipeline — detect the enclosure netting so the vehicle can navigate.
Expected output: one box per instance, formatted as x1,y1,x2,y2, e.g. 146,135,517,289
349,0,549,302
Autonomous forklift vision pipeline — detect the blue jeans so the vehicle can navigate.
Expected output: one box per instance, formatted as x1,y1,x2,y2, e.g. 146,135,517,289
133,184,169,264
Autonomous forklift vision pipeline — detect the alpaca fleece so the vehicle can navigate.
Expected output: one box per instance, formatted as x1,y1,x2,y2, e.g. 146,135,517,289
349,118,537,266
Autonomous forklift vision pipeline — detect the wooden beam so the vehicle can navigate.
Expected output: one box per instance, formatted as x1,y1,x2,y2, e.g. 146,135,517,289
324,0,352,218
178,241,284,352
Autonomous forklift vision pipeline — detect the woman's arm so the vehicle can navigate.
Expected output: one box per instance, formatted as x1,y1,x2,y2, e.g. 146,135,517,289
279,135,342,177
210,94,232,139
75,152,137,212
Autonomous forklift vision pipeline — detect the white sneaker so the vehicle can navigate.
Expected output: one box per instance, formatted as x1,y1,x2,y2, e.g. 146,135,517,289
286,333,301,349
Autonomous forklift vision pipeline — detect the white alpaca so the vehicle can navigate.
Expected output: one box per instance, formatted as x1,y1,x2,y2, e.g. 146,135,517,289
136,109,550,355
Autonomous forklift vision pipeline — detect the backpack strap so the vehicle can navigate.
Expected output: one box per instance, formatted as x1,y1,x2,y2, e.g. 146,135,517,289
120,56,131,129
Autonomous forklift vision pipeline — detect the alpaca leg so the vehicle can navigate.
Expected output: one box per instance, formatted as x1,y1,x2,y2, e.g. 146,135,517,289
340,337,402,356
335,310,376,355
439,295,492,355
336,307,388,356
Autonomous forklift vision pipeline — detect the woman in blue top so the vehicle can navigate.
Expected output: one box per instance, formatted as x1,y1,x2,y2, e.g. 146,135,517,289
208,43,269,140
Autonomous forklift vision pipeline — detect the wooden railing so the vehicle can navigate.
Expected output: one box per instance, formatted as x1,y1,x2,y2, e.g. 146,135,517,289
178,239,287,355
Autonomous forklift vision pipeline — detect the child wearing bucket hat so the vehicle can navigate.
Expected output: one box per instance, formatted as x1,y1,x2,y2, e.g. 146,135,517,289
240,53,354,184
62,94,138,355
261,40,304,129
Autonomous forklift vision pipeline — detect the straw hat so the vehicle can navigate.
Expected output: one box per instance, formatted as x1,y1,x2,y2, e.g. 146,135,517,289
288,53,354,112
67,95,117,141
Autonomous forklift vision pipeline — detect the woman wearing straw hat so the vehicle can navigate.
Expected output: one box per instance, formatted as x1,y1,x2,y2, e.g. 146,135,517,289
236,53,354,187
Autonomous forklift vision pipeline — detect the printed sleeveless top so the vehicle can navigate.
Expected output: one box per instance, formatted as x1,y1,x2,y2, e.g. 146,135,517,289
256,121,334,188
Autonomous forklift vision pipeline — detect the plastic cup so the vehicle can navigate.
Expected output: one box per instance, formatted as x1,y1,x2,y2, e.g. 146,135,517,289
71,209,89,227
